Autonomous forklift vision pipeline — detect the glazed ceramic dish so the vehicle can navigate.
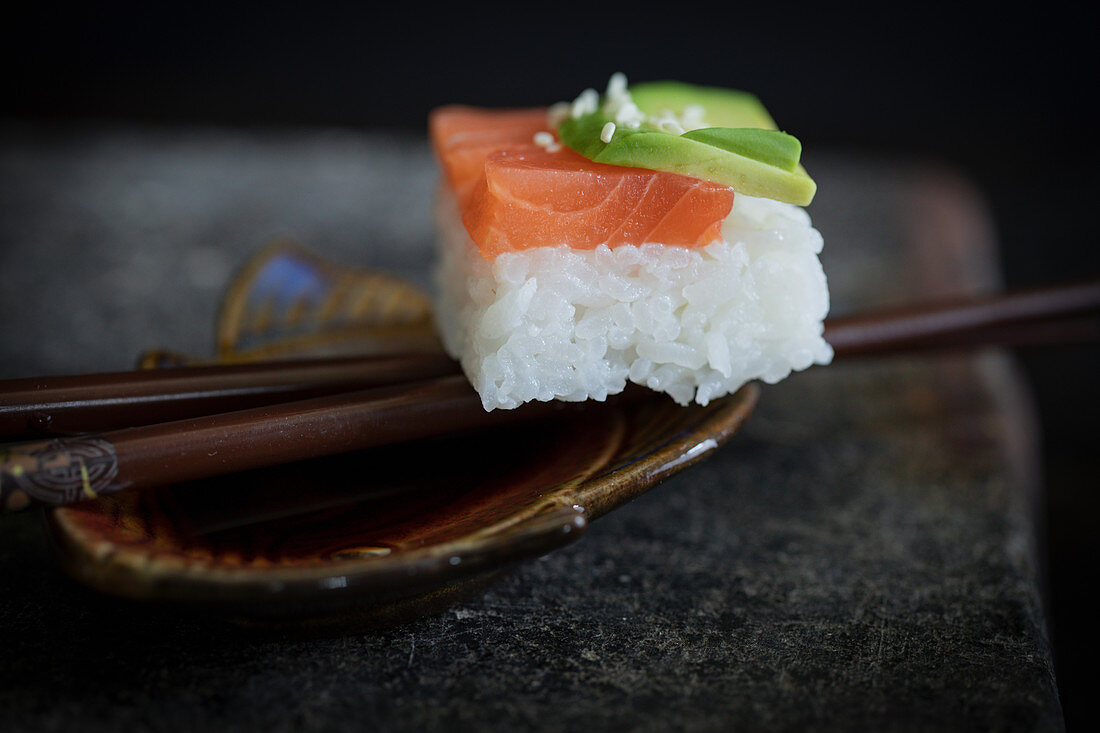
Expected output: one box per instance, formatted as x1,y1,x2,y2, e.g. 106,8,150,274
45,243,757,627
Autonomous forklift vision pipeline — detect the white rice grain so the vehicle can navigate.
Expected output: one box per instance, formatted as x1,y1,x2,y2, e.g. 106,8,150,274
434,190,832,410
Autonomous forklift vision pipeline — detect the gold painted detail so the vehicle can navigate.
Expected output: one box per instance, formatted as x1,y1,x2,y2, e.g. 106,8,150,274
0,438,119,508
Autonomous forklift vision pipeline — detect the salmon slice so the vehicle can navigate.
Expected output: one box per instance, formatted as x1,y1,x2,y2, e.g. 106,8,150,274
430,106,736,260
429,105,551,198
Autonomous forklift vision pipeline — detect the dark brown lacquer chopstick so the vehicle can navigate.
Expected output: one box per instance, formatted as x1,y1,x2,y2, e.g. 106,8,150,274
825,277,1100,357
0,352,459,439
1,277,1097,513
0,375,590,512
3,280,1094,440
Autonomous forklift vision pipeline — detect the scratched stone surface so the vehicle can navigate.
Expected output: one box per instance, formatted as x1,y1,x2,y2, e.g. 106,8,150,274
0,127,1063,731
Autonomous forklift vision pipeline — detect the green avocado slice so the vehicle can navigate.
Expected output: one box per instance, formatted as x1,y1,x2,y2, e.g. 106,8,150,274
629,81,778,130
559,111,817,206
681,128,801,171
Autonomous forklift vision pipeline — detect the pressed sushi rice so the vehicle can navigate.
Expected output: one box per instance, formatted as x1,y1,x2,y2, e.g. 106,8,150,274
434,190,832,411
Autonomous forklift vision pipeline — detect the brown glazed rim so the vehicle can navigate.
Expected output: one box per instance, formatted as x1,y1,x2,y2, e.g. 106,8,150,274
45,384,758,607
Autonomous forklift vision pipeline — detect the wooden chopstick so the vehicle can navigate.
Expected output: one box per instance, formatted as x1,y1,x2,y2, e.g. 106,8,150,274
825,277,1100,357
0,375,596,512
3,278,1096,440
1,277,1097,513
831,312,1100,356
0,352,459,439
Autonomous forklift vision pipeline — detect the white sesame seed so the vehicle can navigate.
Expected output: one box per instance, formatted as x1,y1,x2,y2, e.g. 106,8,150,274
581,88,598,113
682,104,707,130
655,116,686,135
614,101,643,126
547,102,571,126
533,131,555,147
600,122,616,143
571,88,599,119
606,72,628,98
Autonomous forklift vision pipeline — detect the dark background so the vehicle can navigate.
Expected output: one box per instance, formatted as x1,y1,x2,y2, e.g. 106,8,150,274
4,1,1097,727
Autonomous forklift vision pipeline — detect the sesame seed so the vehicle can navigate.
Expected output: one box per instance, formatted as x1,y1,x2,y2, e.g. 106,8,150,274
571,88,599,119
606,72,628,98
655,117,686,135
682,104,707,130
600,122,616,143
614,101,643,126
547,102,571,126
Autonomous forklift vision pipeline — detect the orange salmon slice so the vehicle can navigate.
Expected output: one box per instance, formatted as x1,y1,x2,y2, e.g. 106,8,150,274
429,105,551,197
430,106,735,260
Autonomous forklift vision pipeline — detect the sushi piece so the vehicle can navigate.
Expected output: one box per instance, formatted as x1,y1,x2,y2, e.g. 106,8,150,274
431,74,832,411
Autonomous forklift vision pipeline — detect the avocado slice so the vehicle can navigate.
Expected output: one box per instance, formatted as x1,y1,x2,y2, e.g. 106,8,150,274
559,111,817,206
681,127,801,171
629,81,778,130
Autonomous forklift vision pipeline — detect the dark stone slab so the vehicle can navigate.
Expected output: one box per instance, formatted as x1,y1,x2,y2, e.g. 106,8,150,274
0,127,1062,731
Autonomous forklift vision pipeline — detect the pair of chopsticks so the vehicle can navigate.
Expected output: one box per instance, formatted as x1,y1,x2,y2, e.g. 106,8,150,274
2,278,1098,512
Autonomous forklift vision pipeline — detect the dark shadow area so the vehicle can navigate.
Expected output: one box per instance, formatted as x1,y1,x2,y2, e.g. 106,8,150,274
3,2,1097,728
